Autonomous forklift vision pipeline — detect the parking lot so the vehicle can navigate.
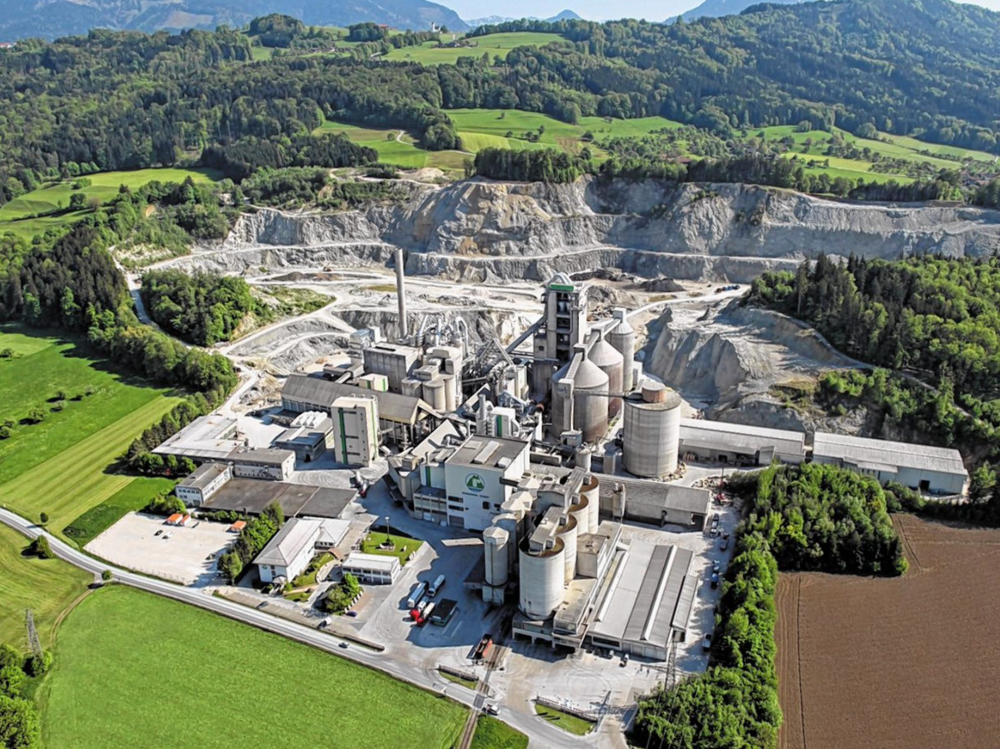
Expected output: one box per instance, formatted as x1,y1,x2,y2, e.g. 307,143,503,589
86,512,236,585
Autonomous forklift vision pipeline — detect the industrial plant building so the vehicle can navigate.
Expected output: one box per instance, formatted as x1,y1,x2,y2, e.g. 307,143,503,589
812,431,969,495
330,395,380,467
273,412,333,463
175,462,231,506
679,418,807,466
229,448,295,481
342,552,401,585
153,413,245,462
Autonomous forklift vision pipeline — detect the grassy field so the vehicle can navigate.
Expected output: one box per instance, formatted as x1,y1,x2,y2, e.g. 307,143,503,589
0,524,91,652
0,167,220,240
384,32,567,65
42,586,467,749
0,328,180,537
470,716,529,749
314,119,468,170
534,703,595,735
438,668,478,690
361,531,423,565
62,477,178,547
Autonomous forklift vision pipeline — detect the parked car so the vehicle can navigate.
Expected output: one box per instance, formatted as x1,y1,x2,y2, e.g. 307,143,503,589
711,573,720,589
712,560,721,574
723,530,731,540
620,653,630,667
346,610,358,618
484,704,500,716
702,633,713,651
338,642,349,649
720,538,729,551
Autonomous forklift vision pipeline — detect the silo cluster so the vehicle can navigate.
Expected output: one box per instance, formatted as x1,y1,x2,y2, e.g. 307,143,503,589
588,330,624,418
550,349,609,444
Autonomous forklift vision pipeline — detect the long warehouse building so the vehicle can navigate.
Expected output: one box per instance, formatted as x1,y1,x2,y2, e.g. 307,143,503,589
812,431,969,495
678,418,807,465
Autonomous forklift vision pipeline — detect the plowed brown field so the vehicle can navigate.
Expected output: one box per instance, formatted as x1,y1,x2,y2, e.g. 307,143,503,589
776,514,1000,749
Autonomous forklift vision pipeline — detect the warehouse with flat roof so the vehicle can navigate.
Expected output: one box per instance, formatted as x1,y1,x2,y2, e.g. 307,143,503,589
587,541,696,659
812,431,969,495
679,418,806,465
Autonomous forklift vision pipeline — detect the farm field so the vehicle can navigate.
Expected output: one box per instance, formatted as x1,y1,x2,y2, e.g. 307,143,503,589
470,716,528,749
0,328,180,537
383,32,568,65
0,167,220,239
776,513,1000,749
314,119,468,171
42,586,468,749
0,524,91,652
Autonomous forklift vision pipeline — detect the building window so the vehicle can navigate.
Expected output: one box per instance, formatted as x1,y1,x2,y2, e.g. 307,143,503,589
482,501,490,510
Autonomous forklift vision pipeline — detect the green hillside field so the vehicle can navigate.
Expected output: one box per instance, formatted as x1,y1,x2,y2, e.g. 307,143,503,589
383,32,568,65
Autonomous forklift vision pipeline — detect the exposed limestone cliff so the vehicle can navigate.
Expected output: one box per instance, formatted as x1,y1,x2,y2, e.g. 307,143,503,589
165,177,1000,282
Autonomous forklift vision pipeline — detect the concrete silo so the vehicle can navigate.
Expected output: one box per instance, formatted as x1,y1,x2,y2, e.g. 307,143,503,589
483,525,510,588
555,514,578,584
608,308,636,393
568,494,592,536
581,472,601,530
518,537,565,620
622,381,682,478
589,330,624,418
551,346,609,444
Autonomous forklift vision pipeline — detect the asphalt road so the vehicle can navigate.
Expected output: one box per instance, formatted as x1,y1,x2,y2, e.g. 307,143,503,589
0,507,626,748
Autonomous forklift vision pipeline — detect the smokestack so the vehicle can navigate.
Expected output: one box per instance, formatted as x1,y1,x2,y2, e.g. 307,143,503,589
395,249,408,339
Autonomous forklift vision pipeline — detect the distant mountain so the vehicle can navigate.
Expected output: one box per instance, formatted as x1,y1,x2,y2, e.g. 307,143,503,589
466,10,582,27
677,0,805,21
0,0,469,41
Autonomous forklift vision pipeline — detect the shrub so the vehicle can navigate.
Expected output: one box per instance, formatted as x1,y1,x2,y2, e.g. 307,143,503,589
38,513,47,525
22,408,45,425
144,494,186,516
23,651,52,678
101,569,113,583
27,536,52,559
0,664,26,698
322,573,361,614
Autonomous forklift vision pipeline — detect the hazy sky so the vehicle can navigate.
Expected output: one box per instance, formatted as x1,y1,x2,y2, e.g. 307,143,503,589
441,0,1000,22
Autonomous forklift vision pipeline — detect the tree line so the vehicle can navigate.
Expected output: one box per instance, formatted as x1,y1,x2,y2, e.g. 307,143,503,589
141,270,256,346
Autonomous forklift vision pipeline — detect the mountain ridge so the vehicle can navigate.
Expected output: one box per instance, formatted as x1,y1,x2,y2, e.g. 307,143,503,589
0,0,469,41
677,0,806,21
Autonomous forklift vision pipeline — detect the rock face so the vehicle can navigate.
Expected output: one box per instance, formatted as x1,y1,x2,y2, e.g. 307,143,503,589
645,299,870,433
169,177,1000,282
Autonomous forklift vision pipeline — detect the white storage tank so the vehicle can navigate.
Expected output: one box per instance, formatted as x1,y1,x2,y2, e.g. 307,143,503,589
483,525,510,588
556,515,578,584
551,347,609,444
569,495,591,536
519,539,565,619
422,380,447,411
622,381,682,478
609,308,636,393
589,330,624,418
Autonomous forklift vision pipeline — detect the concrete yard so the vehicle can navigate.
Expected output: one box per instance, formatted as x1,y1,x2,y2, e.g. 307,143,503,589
86,512,236,586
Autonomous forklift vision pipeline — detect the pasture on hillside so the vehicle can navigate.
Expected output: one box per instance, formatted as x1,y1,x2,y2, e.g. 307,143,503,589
314,119,468,170
0,167,220,239
383,32,568,65
42,586,468,749
0,328,181,537
0,524,91,652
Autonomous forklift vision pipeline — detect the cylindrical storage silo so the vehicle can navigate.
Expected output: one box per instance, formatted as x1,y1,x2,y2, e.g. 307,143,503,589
556,515,578,583
422,380,447,411
589,331,624,418
442,374,457,412
581,473,600,530
483,526,510,587
519,539,565,619
622,382,682,478
552,352,609,444
609,308,636,393
569,495,591,537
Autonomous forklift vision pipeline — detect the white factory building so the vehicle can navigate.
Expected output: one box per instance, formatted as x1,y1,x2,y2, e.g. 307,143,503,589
254,517,350,584
229,447,295,481
812,431,969,495
679,418,807,466
330,394,380,467
174,462,231,506
342,552,401,585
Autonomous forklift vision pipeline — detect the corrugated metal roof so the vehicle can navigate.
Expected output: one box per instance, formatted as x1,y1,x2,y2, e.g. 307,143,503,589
680,418,806,456
282,374,434,424
598,477,711,517
813,431,967,477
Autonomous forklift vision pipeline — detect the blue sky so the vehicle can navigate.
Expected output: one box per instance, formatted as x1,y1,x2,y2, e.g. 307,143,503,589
442,0,1000,22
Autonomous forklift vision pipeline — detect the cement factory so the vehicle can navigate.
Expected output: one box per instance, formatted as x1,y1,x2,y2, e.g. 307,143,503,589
236,250,967,660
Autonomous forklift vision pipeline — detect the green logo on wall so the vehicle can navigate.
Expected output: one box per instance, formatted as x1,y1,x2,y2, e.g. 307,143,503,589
465,474,485,492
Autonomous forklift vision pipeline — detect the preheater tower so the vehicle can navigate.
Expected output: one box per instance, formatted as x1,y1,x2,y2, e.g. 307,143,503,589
622,381,682,478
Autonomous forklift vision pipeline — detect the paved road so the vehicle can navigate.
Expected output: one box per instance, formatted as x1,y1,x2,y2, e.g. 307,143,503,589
0,507,628,748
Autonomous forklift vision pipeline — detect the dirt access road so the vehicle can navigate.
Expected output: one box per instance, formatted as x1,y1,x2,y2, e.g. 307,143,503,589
776,513,1000,749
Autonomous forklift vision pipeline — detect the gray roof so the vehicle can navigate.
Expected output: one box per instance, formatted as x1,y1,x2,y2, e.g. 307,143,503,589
589,542,694,647
447,436,529,470
203,479,356,519
254,518,321,567
153,414,242,461
177,462,229,491
229,447,295,466
680,418,807,456
812,431,968,477
598,476,712,517
282,374,435,424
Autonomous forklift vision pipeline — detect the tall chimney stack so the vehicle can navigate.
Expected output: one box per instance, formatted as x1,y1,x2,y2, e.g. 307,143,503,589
395,248,408,339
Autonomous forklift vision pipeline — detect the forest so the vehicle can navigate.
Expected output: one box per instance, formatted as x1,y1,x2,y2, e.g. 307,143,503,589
141,270,256,346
